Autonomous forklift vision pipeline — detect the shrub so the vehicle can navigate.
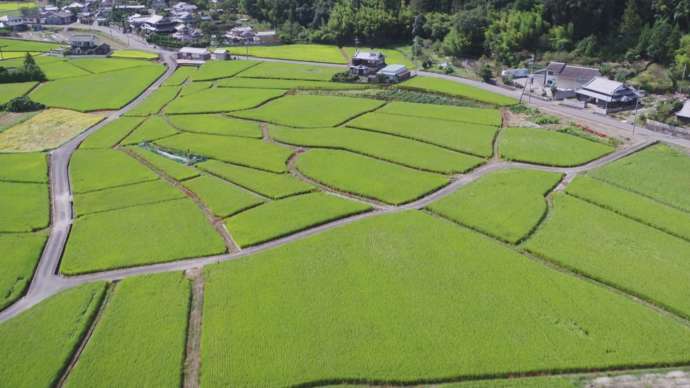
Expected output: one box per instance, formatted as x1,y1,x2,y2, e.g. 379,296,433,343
331,71,358,83
3,96,44,112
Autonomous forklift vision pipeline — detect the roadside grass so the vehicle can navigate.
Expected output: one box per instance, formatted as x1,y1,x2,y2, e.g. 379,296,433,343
64,273,189,388
566,175,690,242
271,125,484,174
0,152,47,182
60,199,226,274
226,44,347,64
70,149,158,194
179,81,213,97
226,192,371,247
126,86,179,116
121,115,178,145
376,101,502,126
237,61,342,81
0,232,47,310
0,282,105,388
233,95,384,127
525,194,690,319
126,146,200,181
69,58,158,74
73,179,184,217
400,76,518,106
168,113,261,138
191,60,259,81
218,77,369,90
295,149,449,205
0,81,37,104
79,116,144,149
499,127,614,167
163,66,196,86
427,169,562,243
0,181,49,232
0,37,61,52
31,64,166,111
183,175,264,217
343,46,415,69
202,210,690,386
347,112,497,157
0,109,103,152
197,159,314,199
110,50,159,60
155,132,292,173
588,143,690,212
165,87,285,114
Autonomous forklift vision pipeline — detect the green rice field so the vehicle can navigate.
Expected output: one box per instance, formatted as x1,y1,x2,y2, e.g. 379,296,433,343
499,127,614,166
427,169,562,243
179,81,213,97
0,232,46,310
348,112,498,157
121,115,178,145
155,132,292,172
60,199,226,274
295,149,449,205
226,44,347,64
167,114,261,138
197,159,314,199
233,95,384,127
400,76,518,106
0,283,105,388
163,66,196,86
0,37,58,52
237,61,342,81
0,181,49,232
0,152,47,182
202,211,690,386
79,117,145,149
191,60,259,81
64,273,189,388
110,50,159,60
73,179,184,216
0,81,37,104
183,175,264,217
126,86,180,116
70,149,158,193
270,125,484,173
126,146,200,181
218,77,369,90
69,58,157,74
165,87,285,114
226,192,371,247
376,101,502,126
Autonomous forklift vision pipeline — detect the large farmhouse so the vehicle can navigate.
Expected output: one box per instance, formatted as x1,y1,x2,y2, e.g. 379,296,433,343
576,77,640,113
349,51,386,76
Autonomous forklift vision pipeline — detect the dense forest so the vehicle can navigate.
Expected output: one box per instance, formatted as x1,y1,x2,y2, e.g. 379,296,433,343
206,0,690,83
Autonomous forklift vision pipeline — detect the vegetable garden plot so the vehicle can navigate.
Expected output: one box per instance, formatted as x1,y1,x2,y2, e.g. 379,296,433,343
271,125,484,173
155,132,292,173
237,61,342,81
0,283,105,388
64,273,189,388
348,112,498,157
0,232,47,310
165,87,285,114
70,149,158,194
566,176,690,241
588,143,690,212
218,77,369,90
226,192,371,247
183,175,264,217
202,211,690,386
126,86,180,116
191,60,259,81
525,194,690,318
427,169,563,243
377,101,502,126
168,114,261,138
73,179,184,216
126,146,199,181
31,65,166,112
197,159,314,199
60,199,226,274
295,149,449,205
0,181,49,232
400,76,518,106
0,152,47,182
79,116,145,149
499,127,614,167
120,115,178,145
0,81,36,104
232,95,385,128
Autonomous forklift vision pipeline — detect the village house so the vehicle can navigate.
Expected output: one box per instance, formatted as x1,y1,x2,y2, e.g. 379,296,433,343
68,34,110,55
225,26,254,44
254,30,278,44
177,46,210,65
376,64,410,83
212,48,229,60
349,51,386,76
41,10,74,25
576,77,640,113
534,62,601,100
129,14,177,34
0,15,37,31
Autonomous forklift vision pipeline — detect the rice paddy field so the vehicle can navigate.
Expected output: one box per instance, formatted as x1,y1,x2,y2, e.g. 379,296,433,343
4,51,690,388
226,44,347,64
499,127,614,166
233,95,384,127
0,81,37,104
110,50,159,60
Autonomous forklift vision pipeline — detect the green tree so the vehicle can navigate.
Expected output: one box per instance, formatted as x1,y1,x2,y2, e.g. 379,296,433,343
484,6,545,65
325,0,355,45
620,0,642,49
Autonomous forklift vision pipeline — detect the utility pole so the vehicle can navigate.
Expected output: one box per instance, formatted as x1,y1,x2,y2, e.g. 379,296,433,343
632,95,640,137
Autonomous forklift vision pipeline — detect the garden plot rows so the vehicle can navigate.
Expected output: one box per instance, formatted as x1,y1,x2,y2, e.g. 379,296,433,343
0,153,49,310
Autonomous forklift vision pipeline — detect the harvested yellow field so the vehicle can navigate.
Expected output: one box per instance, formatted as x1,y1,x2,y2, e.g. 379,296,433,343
0,109,103,152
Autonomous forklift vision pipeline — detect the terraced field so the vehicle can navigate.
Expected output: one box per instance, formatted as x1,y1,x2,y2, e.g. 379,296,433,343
400,76,519,106
165,87,285,114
